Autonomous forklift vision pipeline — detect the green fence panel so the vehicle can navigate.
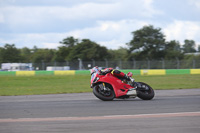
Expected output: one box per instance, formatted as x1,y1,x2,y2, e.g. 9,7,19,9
75,70,90,75
0,71,16,76
35,71,54,75
166,69,190,75
120,69,141,75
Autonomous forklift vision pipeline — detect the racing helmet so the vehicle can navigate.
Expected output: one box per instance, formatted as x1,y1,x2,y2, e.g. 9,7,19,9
90,66,99,75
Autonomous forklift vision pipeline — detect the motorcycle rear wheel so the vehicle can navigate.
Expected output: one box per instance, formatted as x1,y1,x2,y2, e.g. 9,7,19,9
93,84,115,101
136,82,155,100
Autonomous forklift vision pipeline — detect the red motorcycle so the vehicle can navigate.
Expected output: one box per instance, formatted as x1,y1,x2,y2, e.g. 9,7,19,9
90,68,154,101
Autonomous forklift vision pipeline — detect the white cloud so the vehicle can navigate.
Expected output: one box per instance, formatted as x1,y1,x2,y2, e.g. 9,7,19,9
163,20,200,44
0,19,150,49
189,0,200,9
1,19,200,50
0,32,67,48
0,3,117,27
0,0,161,28
42,43,60,49
141,0,163,17
98,40,127,50
0,13,4,23
66,19,149,49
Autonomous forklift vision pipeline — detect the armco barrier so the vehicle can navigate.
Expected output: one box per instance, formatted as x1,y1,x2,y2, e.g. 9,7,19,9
0,69,200,76
75,70,90,75
190,69,200,74
16,71,35,76
35,71,54,75
141,69,166,76
54,70,75,75
166,69,190,75
0,71,15,76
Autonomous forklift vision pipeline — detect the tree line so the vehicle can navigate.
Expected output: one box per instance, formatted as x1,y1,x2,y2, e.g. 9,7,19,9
0,25,200,64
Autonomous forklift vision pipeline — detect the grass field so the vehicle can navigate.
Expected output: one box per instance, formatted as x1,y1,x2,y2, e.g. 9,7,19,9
0,74,200,96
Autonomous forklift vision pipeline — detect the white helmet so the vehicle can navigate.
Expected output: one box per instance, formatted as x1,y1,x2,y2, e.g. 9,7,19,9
90,66,99,75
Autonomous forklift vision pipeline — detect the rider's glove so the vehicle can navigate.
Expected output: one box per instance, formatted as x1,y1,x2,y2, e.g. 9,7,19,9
124,74,134,82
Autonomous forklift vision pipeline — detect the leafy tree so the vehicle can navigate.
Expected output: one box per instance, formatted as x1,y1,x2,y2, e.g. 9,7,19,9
59,36,79,47
182,40,196,53
0,44,22,63
55,36,79,62
31,49,55,63
108,47,128,61
1,26,199,64
54,36,79,62
33,45,38,53
20,47,32,62
54,46,71,62
164,40,183,59
0,47,3,63
127,25,166,60
67,39,109,61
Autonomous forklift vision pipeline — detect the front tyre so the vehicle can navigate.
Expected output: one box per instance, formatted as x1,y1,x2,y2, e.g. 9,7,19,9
136,82,155,100
93,83,115,101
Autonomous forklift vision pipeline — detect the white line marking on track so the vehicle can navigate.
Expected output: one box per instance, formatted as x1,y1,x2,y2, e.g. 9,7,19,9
0,112,199,123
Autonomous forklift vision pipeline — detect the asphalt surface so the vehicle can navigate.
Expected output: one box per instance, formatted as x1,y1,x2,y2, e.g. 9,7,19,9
0,89,200,133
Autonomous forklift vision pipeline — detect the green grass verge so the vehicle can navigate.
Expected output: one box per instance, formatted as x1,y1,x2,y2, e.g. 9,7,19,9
0,74,200,96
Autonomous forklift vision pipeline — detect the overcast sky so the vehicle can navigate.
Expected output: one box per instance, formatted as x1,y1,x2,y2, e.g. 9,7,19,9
0,0,200,49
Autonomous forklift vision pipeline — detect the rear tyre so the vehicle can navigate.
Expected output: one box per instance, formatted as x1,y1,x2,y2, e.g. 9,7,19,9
136,82,155,100
93,83,115,101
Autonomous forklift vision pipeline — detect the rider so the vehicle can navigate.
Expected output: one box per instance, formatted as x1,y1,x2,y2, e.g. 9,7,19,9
91,66,135,84
101,67,135,83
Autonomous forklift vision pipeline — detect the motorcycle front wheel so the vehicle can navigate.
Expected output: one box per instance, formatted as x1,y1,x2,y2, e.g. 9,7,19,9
93,83,115,101
136,82,155,100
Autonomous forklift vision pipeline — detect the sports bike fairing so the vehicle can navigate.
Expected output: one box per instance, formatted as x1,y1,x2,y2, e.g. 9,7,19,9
91,72,134,98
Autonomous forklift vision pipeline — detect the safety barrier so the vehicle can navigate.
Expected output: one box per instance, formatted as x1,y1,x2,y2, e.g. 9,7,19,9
0,69,200,76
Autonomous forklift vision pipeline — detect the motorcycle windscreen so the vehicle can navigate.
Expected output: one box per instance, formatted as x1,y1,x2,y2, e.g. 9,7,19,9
91,72,97,83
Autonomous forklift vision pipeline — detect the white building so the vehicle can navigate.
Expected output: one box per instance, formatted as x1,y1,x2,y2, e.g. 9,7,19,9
1,63,33,71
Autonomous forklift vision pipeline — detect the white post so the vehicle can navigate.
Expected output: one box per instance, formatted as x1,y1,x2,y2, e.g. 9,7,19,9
78,58,82,70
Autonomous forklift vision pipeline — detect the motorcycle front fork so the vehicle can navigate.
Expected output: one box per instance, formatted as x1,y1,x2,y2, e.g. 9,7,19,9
99,83,110,91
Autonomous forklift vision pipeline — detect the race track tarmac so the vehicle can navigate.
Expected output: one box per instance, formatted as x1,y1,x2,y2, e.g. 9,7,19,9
0,89,200,133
